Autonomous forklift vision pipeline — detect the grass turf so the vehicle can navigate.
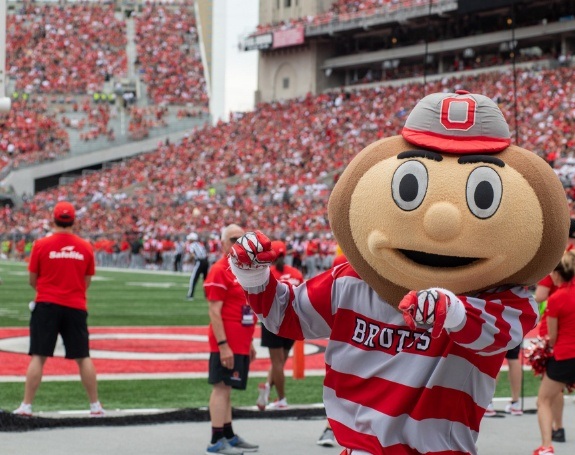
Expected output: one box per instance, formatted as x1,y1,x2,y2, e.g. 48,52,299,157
0,376,327,413
0,261,209,327
0,260,543,412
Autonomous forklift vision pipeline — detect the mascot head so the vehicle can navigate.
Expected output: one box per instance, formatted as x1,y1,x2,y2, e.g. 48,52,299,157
328,90,570,307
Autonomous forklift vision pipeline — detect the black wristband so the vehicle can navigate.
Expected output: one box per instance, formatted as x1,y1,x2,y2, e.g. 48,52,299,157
217,339,227,346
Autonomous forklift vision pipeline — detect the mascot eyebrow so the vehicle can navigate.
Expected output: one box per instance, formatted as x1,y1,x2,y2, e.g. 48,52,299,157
458,155,505,167
397,150,505,168
397,150,443,161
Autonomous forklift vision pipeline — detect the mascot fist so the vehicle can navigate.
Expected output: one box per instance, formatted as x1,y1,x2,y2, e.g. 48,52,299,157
399,288,465,339
228,231,277,288
229,231,277,269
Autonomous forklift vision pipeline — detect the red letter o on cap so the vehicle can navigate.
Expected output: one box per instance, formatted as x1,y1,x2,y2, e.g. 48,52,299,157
440,97,476,131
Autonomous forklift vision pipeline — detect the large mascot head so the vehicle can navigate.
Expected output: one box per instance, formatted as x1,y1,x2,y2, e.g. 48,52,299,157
328,90,570,307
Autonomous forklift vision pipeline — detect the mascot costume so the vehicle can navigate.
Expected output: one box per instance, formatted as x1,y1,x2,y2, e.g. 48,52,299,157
229,91,570,455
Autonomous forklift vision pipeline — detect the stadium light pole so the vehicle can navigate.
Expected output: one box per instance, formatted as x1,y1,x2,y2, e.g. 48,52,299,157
0,0,12,114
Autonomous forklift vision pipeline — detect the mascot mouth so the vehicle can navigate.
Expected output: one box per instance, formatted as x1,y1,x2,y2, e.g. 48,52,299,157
398,249,479,268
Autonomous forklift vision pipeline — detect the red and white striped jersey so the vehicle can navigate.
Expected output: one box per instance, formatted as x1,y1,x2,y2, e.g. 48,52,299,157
245,263,539,455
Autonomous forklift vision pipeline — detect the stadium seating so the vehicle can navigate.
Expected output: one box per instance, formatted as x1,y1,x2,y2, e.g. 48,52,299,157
134,5,208,106
4,66,575,250
2,2,575,271
0,2,206,171
0,100,70,173
7,3,127,94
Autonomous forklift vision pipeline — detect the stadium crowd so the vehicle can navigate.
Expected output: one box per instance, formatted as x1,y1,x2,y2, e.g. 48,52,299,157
3,3,575,277
134,5,208,106
249,0,435,35
6,2,127,94
3,66,575,255
247,0,569,38
0,99,70,172
2,0,572,174
0,1,207,172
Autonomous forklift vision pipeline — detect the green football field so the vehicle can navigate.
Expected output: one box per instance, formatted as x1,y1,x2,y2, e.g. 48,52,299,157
0,260,326,412
0,261,208,327
0,261,541,413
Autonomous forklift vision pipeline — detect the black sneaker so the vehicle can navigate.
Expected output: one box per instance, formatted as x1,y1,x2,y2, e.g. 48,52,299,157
552,428,565,443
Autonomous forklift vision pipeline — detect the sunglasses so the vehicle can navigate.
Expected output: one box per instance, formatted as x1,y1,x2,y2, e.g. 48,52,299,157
229,237,240,243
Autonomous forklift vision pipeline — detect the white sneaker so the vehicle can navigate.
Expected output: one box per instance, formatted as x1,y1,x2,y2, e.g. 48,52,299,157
504,401,523,416
256,383,269,411
484,402,496,417
90,401,105,417
267,397,288,410
13,403,32,416
317,427,336,447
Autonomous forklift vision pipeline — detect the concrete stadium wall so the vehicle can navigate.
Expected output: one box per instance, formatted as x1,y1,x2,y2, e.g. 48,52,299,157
3,131,192,197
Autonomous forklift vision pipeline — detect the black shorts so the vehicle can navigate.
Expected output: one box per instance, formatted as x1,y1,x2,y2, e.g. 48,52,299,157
260,324,295,350
546,357,575,384
208,353,251,390
505,344,521,360
29,302,90,359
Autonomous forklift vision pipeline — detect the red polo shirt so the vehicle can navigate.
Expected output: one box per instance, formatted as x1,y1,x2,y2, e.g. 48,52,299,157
204,256,255,354
28,232,95,311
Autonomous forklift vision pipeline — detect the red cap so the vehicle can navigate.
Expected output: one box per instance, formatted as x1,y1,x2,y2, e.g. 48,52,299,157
53,201,76,223
271,240,287,257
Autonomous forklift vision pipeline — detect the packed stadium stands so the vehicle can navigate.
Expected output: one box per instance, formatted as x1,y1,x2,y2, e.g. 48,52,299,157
3,65,575,242
7,2,127,94
0,1,206,172
0,99,70,172
134,5,208,106
2,0,575,270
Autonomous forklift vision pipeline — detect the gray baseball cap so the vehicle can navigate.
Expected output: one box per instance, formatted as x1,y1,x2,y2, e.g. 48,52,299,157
402,90,511,154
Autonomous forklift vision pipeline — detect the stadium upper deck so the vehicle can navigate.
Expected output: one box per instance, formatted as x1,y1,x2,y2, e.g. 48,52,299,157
243,0,575,103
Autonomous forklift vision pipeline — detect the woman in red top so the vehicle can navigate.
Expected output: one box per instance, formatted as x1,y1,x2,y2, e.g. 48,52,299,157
534,272,564,443
534,250,575,455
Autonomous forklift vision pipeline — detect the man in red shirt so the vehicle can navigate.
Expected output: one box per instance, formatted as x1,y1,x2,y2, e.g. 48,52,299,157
204,224,258,454
13,201,104,417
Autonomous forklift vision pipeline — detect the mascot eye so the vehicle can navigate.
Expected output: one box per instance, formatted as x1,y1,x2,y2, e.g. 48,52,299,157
466,166,502,219
392,160,428,211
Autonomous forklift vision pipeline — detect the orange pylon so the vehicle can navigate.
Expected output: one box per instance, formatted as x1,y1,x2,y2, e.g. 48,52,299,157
292,340,305,379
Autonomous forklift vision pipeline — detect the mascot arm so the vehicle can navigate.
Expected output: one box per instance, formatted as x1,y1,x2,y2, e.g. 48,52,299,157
450,287,539,354
400,286,538,353
229,232,332,340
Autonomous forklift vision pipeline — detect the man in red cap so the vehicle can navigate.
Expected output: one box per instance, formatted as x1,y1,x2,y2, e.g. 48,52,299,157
13,201,104,417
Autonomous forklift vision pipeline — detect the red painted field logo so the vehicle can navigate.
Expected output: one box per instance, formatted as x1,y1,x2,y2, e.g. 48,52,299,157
0,326,328,379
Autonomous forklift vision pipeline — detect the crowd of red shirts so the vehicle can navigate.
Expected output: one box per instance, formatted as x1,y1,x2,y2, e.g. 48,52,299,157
251,1,441,36
0,2,207,172
134,5,208,107
0,99,70,171
6,3,127,94
3,66,575,245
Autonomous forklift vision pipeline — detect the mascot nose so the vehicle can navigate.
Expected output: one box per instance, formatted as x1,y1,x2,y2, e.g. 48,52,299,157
423,202,462,241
